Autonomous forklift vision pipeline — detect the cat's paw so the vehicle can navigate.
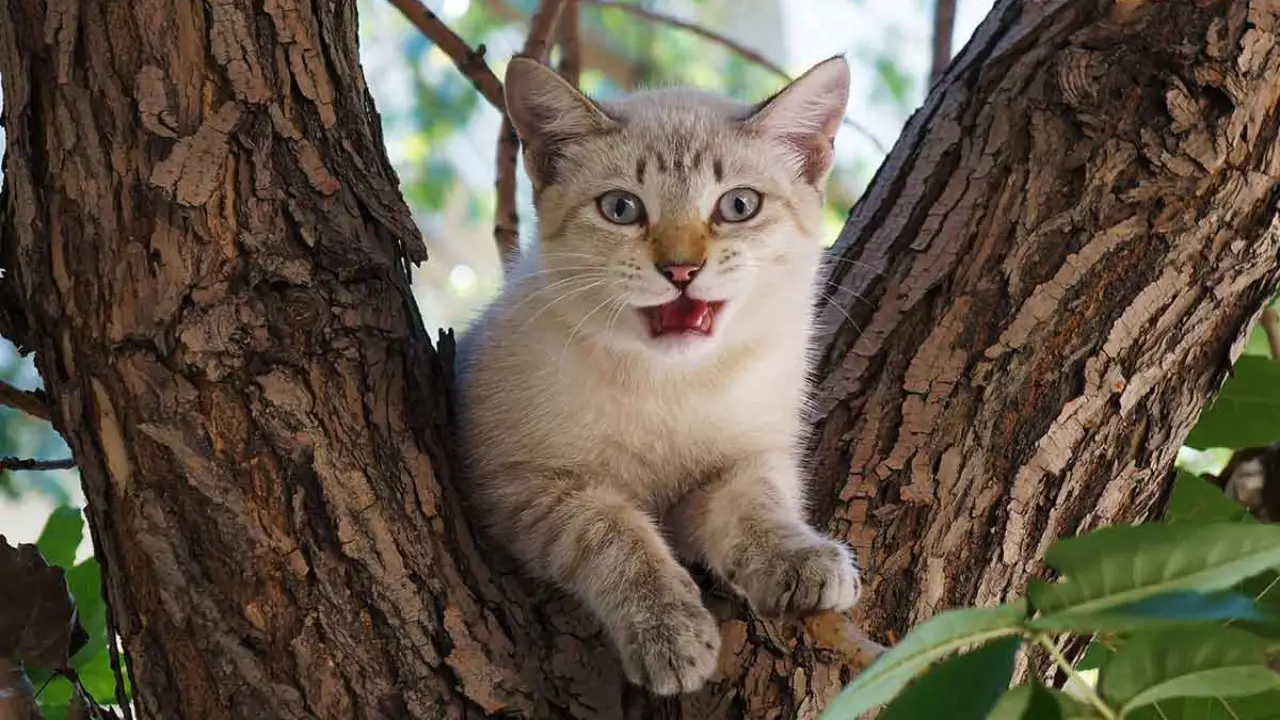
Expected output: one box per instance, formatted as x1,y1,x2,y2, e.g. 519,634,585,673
617,596,721,695
733,535,861,617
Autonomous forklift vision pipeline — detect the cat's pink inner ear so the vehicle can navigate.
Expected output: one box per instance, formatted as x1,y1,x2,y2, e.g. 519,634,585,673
746,56,851,183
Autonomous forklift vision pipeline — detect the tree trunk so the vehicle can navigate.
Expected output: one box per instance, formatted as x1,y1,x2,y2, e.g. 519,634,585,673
1,1,1278,719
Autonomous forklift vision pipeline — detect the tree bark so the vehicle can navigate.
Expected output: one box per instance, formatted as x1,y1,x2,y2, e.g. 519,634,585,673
0,1,1278,719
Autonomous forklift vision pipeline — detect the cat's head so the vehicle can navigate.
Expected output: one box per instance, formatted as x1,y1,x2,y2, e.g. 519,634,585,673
504,56,849,359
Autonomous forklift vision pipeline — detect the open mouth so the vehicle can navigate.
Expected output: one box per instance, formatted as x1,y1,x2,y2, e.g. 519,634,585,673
640,296,726,338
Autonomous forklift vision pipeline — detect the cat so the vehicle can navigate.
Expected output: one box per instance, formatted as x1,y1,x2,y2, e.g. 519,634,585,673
454,55,861,696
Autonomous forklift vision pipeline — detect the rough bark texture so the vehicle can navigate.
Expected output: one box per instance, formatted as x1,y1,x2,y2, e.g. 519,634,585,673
0,1,1278,719
811,0,1280,652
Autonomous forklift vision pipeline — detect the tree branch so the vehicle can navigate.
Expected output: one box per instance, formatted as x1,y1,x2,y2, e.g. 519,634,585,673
557,0,582,87
0,380,50,421
481,0,640,89
930,0,957,86
579,0,886,153
495,0,567,263
386,0,505,111
0,457,75,472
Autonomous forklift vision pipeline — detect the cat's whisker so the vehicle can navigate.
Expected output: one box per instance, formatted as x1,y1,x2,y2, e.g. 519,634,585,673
516,266,613,278
821,283,877,311
506,274,610,317
815,289,866,337
558,293,620,369
820,256,886,278
514,281,607,335
605,295,633,336
537,252,624,261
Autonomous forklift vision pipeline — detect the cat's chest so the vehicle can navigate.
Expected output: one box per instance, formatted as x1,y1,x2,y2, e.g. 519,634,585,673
572,360,803,470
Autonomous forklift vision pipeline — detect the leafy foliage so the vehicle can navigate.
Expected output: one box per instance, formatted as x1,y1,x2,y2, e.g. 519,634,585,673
821,519,1280,719
1099,627,1279,714
0,536,86,668
2,507,129,719
1185,355,1280,450
877,636,1021,720
988,682,1097,720
822,601,1028,718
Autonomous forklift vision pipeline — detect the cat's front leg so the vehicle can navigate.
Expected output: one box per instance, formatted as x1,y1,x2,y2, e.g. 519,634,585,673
507,482,721,695
669,455,861,617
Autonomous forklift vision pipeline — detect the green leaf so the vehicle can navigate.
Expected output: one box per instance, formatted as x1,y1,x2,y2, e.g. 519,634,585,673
1078,639,1115,672
818,601,1028,719
36,506,84,570
65,559,106,668
34,675,73,720
1029,523,1280,620
1030,590,1279,633
1186,356,1280,450
987,682,1101,720
1099,627,1280,715
878,636,1020,720
75,648,129,704
1126,691,1280,720
1243,571,1280,606
1165,471,1254,524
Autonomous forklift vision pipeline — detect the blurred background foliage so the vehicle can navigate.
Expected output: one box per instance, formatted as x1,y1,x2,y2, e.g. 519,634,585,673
2,0,1279,715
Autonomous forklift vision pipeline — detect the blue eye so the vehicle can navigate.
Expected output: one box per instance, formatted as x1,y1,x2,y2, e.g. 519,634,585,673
597,190,645,225
716,188,762,222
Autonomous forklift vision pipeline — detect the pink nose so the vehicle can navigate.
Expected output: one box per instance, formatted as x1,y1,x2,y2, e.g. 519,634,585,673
658,263,703,288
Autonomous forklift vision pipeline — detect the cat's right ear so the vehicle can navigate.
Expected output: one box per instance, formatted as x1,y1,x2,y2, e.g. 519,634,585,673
504,57,615,186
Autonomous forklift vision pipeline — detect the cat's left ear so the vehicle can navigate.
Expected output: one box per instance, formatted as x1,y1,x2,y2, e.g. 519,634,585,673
744,56,850,184
504,56,617,188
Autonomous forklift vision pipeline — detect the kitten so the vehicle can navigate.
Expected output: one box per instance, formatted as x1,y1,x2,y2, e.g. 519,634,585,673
455,55,861,696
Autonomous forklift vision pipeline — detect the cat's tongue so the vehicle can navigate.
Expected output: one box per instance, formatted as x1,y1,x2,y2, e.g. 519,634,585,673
648,295,713,336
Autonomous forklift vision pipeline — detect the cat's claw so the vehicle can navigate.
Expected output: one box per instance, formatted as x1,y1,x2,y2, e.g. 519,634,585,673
734,536,861,617
618,597,721,696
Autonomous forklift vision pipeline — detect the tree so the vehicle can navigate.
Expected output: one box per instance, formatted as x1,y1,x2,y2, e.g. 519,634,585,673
1,0,1279,717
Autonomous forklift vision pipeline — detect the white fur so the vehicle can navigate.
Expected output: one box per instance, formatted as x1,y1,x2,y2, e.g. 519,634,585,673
453,56,855,694
458,62,847,514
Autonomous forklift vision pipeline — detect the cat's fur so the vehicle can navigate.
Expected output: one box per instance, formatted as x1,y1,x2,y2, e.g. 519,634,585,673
455,56,861,696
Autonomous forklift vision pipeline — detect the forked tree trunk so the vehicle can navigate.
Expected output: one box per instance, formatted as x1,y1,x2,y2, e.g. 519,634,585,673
1,0,1278,718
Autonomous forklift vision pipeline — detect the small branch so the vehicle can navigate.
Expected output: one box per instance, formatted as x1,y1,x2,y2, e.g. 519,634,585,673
1262,307,1280,361
523,0,566,64
495,0,568,263
579,0,887,154
386,0,505,111
480,0,640,88
803,611,885,672
0,380,51,421
557,0,582,87
0,456,76,472
585,0,785,79
930,0,957,86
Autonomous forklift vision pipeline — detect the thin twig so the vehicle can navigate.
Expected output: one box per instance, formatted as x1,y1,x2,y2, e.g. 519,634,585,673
1262,307,1280,361
557,0,582,87
386,0,505,111
580,0,887,153
495,0,568,263
930,0,957,86
0,380,51,421
586,0,785,78
0,456,76,471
